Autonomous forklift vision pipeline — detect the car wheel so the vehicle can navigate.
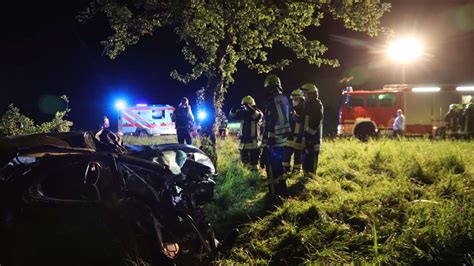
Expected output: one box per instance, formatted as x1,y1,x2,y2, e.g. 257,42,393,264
354,122,377,142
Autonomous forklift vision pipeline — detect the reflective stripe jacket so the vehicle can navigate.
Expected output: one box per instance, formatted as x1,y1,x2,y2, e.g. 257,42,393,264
303,98,323,150
263,93,291,148
444,110,461,130
288,104,305,150
172,105,194,129
229,105,263,150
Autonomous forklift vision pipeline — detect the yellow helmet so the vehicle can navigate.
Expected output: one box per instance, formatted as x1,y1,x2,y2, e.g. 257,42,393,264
290,89,304,99
241,95,256,106
264,74,281,88
300,83,318,93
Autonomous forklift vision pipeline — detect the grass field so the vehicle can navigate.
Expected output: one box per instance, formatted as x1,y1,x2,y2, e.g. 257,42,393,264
3,136,470,265
214,138,474,265
123,136,474,265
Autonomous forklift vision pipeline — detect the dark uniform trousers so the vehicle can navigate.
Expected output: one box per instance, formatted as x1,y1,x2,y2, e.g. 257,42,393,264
283,106,304,173
293,150,303,170
302,98,323,176
177,128,192,145
266,146,287,196
283,146,303,172
303,146,319,175
240,149,260,170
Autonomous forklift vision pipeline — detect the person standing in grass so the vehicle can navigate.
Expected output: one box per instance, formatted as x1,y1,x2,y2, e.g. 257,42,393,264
262,74,291,196
444,104,461,137
218,111,229,140
172,97,195,145
392,109,405,138
300,83,324,177
283,89,305,174
229,96,263,171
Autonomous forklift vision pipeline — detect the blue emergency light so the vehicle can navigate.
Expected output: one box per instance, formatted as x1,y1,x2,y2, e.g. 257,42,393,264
115,100,127,110
197,110,207,121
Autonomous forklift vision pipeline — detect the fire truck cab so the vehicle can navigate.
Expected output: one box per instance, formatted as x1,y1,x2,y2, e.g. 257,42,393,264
338,84,474,139
119,104,176,136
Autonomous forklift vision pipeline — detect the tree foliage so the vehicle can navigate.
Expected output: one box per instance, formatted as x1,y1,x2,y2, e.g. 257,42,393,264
0,104,36,136
0,95,73,137
80,0,390,161
81,0,389,111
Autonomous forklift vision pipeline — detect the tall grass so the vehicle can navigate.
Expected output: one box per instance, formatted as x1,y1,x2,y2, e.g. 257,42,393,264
85,136,473,265
205,137,269,233
210,138,474,265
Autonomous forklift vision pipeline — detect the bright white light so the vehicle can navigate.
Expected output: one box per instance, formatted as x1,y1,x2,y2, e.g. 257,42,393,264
412,87,440,92
197,110,207,120
136,104,148,107
115,100,126,110
387,37,423,63
456,86,474,92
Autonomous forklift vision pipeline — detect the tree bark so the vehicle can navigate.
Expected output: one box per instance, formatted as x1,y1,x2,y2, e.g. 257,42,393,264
198,72,225,168
198,41,230,168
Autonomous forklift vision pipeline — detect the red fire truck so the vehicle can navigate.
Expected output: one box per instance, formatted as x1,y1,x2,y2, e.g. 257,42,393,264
337,84,474,139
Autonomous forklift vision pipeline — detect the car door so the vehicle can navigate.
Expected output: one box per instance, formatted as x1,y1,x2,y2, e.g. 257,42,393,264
11,153,124,265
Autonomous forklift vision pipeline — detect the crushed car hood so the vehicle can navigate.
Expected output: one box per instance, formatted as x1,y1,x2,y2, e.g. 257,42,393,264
0,132,97,166
0,132,215,175
126,144,216,175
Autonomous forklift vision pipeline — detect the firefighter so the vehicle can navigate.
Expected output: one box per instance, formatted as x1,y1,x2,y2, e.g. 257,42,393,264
262,74,291,196
218,112,229,140
460,103,474,137
444,104,461,137
172,97,195,145
282,89,305,173
392,109,405,138
300,83,323,177
229,96,263,171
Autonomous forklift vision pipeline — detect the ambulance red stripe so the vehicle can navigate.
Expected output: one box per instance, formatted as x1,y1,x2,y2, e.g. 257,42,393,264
124,110,155,129
122,114,143,129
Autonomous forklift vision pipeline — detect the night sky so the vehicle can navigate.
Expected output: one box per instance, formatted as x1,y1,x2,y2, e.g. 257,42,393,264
0,0,473,133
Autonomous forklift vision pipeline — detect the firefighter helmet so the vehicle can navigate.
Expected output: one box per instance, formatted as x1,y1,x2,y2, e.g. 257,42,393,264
449,104,456,110
300,83,318,93
264,74,281,88
290,89,304,99
241,95,256,106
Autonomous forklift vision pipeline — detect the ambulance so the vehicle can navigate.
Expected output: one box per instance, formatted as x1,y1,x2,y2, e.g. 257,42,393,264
337,84,474,139
118,104,176,136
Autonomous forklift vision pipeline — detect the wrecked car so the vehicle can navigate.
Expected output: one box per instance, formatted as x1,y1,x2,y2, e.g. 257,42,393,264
0,132,218,265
